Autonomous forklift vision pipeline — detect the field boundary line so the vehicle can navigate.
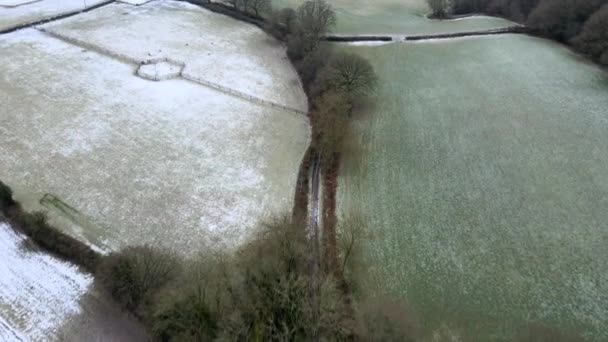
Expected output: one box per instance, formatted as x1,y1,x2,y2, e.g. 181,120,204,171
37,27,307,116
0,0,115,35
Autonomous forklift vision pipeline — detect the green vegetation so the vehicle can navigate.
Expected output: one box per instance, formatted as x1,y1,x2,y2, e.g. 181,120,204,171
427,0,452,18
338,35,608,340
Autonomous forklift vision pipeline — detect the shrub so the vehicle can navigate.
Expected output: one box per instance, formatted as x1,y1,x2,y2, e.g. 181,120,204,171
96,245,179,315
571,4,608,62
427,0,452,18
153,289,219,341
17,211,100,271
356,298,419,342
152,257,229,342
0,180,15,209
266,8,297,41
323,52,378,99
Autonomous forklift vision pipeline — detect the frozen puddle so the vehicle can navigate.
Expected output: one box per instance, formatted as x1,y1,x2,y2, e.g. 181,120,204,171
0,222,92,341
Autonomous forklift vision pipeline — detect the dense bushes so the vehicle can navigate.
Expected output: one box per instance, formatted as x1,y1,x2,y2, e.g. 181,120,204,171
95,246,179,315
571,4,608,62
93,218,368,341
433,0,608,65
0,180,15,208
15,211,101,271
0,180,101,272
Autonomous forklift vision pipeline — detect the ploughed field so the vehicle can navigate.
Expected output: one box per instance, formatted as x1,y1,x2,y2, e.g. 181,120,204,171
339,34,608,340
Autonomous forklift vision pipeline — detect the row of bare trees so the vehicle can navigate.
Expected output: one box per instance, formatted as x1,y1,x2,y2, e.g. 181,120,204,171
226,0,271,17
428,0,608,65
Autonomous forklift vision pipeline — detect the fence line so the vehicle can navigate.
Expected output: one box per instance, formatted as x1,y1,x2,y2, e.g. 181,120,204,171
38,28,307,116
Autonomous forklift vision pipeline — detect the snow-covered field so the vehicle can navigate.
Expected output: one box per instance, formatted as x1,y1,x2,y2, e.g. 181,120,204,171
42,0,307,111
0,222,91,341
1,1,309,338
0,0,107,31
0,26,309,253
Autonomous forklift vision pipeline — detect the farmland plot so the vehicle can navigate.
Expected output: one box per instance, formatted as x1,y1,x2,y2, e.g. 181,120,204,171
0,0,108,32
273,0,514,35
339,36,608,340
0,24,309,253
42,0,307,112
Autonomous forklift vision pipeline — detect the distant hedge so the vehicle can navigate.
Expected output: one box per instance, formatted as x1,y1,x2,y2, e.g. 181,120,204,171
0,181,15,208
0,180,101,272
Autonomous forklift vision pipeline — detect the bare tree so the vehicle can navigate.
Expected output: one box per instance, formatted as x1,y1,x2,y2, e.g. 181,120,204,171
248,0,271,16
297,0,336,42
427,0,452,18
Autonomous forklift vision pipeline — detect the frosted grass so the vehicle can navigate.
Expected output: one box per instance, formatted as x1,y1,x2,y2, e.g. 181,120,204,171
0,0,107,31
339,35,608,340
0,222,92,341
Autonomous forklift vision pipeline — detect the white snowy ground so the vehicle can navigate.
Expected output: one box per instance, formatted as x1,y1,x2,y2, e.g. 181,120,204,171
0,222,148,341
0,0,107,31
0,28,310,253
0,222,91,341
42,0,308,111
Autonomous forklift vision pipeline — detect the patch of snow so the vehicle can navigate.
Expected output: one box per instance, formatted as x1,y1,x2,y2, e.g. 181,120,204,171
0,0,107,31
347,40,395,46
0,222,93,341
0,29,310,254
42,0,308,112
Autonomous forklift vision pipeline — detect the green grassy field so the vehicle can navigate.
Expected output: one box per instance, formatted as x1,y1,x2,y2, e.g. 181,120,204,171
338,36,608,340
273,0,514,34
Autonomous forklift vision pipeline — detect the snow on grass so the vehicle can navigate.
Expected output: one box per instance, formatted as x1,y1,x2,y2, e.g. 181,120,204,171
0,222,92,341
42,0,307,112
0,0,41,8
0,0,107,31
0,28,310,254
